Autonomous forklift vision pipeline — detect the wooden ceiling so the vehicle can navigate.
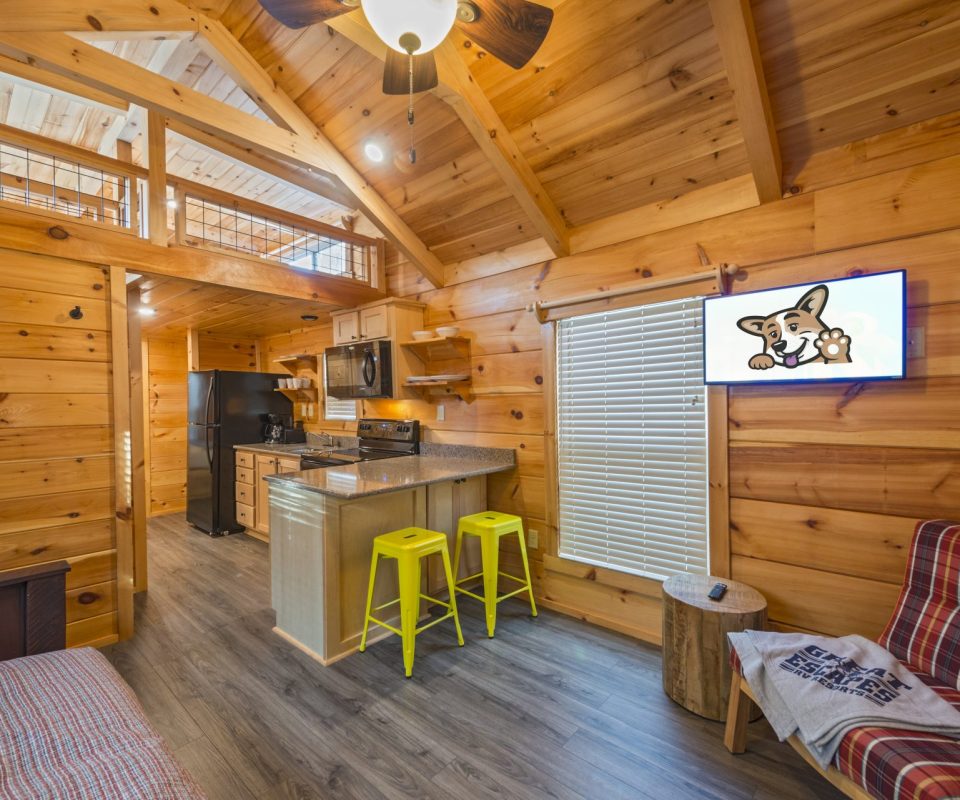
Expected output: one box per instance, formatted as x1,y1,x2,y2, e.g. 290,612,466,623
199,0,960,265
136,274,338,337
0,0,958,279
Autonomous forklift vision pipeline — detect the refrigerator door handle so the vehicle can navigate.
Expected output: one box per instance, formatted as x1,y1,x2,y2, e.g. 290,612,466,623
206,427,215,471
204,376,215,426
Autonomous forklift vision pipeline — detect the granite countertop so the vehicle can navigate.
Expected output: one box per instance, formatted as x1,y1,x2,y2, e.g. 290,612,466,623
234,440,354,457
265,454,515,500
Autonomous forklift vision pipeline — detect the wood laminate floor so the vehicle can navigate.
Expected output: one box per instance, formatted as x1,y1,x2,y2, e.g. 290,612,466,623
104,515,844,800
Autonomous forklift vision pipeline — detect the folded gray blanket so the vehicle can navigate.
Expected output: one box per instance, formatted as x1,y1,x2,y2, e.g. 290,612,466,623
728,630,960,768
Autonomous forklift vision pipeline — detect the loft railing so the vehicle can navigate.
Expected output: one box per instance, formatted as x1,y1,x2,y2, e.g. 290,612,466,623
0,124,382,288
169,179,381,285
0,128,138,233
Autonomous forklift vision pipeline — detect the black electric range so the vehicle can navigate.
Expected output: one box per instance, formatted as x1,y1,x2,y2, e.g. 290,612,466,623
300,419,419,470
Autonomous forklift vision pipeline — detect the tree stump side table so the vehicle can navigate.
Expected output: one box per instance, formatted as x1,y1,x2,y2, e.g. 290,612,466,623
661,573,767,721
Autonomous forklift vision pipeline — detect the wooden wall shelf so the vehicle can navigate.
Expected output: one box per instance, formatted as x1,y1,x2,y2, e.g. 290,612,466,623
399,336,470,362
400,336,473,402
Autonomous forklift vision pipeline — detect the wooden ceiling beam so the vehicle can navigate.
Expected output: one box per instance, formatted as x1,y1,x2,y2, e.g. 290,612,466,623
0,31,445,287
0,0,199,33
0,54,129,112
165,119,356,211
708,0,782,202
330,13,570,257
194,13,444,286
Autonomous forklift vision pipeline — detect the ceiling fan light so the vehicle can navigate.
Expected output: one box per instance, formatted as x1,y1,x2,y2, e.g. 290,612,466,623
363,0,457,55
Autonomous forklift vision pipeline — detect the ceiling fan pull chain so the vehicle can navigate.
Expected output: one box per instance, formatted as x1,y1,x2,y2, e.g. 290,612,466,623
407,54,417,164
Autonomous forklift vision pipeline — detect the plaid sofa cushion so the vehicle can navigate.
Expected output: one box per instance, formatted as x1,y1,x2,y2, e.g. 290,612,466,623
0,648,205,800
835,675,960,800
878,520,960,689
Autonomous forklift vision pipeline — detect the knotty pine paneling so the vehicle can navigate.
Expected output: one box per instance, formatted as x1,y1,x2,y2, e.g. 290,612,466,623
145,331,261,515
0,250,120,648
380,143,960,643
147,337,188,516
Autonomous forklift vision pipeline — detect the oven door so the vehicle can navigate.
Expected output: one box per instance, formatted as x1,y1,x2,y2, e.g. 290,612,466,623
324,341,393,399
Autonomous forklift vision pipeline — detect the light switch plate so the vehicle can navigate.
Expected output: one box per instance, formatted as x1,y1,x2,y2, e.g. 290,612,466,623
906,326,925,359
528,528,539,549
436,403,445,422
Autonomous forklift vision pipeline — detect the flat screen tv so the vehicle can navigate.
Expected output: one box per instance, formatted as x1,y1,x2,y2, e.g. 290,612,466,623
703,270,906,385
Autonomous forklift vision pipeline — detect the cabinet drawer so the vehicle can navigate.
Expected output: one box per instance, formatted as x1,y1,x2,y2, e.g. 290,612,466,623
235,482,254,505
235,502,254,528
236,466,255,485
236,451,255,469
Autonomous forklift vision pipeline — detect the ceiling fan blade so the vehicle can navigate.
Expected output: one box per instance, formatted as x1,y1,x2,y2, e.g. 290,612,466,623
457,0,554,69
382,49,439,95
258,0,352,29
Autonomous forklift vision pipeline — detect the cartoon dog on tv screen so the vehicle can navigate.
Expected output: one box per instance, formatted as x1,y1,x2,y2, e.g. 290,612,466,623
737,284,852,370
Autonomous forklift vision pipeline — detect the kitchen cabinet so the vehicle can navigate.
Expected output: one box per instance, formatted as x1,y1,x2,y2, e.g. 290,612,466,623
425,476,486,595
332,313,359,345
359,305,388,340
241,452,303,539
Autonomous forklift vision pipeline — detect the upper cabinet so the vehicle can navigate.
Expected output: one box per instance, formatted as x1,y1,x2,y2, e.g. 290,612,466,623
333,313,360,345
331,303,393,345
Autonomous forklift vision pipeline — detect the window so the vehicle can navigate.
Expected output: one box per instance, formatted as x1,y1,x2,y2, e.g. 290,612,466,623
556,297,708,581
322,360,357,421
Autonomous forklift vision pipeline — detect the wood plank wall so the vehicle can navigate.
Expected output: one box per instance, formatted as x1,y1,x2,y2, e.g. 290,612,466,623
146,337,189,516
377,126,960,645
0,249,120,648
145,332,259,517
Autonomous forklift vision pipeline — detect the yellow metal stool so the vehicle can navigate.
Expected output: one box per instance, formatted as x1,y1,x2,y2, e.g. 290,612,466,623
359,527,464,677
453,511,538,638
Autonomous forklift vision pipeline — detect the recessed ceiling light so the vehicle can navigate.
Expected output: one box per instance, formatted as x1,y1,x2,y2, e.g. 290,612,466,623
166,199,178,209
138,307,156,317
364,141,385,163
301,314,319,322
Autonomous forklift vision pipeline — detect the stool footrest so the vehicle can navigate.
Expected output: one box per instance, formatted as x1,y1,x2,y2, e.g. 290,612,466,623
366,617,402,637
454,571,484,586
415,610,457,635
455,579,531,605
498,571,526,584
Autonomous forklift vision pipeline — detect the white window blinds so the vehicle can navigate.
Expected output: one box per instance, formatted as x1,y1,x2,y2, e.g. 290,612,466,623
323,362,357,421
556,297,708,581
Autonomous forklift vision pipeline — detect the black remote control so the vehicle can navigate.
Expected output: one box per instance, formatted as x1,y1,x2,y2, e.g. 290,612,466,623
708,582,728,602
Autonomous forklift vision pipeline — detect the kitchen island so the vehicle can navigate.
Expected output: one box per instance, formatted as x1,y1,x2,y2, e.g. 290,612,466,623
265,449,515,665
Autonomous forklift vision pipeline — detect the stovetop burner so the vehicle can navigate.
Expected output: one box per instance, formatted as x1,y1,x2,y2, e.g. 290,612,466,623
300,419,419,471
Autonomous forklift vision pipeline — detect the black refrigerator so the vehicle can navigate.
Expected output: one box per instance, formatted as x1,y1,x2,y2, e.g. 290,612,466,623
187,370,291,536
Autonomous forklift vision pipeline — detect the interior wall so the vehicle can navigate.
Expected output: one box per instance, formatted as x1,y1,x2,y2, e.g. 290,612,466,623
381,136,960,644
146,337,188,516
0,249,121,648
145,332,260,517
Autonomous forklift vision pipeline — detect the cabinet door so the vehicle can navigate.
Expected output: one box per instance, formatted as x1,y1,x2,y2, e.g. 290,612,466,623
359,305,388,340
255,455,278,533
425,477,487,594
332,312,360,345
277,457,300,474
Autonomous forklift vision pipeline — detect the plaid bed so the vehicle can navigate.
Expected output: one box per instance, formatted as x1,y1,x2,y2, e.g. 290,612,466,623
0,648,205,800
879,520,960,689
728,519,960,800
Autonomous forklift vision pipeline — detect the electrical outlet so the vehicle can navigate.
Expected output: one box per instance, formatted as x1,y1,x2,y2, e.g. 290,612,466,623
906,326,925,359
527,528,539,550
436,404,445,422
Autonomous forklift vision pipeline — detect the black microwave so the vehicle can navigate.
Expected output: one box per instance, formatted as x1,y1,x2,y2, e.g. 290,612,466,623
324,340,393,399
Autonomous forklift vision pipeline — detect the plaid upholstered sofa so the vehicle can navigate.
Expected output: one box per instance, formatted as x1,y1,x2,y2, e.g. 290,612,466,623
725,519,960,800
0,647,205,799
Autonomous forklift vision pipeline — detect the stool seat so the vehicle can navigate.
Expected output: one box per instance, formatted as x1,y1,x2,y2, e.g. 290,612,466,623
374,527,447,557
359,526,463,677
453,511,537,638
458,511,523,535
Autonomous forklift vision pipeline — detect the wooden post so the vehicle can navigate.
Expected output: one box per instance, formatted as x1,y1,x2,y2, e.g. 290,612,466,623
146,110,168,246
109,266,135,640
187,327,200,372
708,385,731,577
127,284,148,593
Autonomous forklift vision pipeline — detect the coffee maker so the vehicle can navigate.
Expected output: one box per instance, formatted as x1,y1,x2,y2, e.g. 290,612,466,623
263,414,284,444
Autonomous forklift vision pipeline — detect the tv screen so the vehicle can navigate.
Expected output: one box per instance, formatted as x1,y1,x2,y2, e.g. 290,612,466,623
703,270,906,385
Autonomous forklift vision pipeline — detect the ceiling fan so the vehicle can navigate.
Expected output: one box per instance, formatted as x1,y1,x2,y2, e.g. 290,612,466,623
258,0,554,95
